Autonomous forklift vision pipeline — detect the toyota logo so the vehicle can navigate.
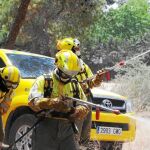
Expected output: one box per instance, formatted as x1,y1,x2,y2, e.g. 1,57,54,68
102,99,113,108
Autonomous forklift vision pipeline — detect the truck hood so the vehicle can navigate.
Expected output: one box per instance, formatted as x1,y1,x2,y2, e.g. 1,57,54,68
91,88,127,101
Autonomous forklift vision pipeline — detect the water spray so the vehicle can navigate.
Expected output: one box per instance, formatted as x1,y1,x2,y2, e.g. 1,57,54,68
81,49,150,83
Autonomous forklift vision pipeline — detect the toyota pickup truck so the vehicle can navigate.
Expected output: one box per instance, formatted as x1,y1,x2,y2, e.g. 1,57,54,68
0,49,136,150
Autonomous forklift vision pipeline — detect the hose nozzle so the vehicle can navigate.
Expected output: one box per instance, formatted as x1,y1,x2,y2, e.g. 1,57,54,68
113,109,121,115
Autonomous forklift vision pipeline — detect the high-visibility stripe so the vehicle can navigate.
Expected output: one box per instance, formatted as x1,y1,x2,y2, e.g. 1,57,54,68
8,67,12,81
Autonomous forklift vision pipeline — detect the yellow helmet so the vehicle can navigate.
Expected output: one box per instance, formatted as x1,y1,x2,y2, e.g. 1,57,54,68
55,50,81,76
56,38,75,51
0,66,20,89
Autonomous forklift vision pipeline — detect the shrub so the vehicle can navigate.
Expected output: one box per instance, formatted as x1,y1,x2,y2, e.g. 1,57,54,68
112,58,150,111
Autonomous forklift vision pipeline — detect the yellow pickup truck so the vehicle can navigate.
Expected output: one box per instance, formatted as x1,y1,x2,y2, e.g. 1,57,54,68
0,49,136,150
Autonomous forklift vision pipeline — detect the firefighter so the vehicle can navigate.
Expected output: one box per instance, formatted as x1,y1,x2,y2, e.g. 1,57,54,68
57,37,105,147
0,66,20,149
28,50,89,150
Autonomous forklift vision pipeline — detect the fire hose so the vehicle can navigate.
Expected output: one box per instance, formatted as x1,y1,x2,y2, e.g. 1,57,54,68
65,96,121,120
81,49,150,82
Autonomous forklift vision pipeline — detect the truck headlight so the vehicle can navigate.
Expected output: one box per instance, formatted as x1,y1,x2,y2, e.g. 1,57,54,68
126,100,133,113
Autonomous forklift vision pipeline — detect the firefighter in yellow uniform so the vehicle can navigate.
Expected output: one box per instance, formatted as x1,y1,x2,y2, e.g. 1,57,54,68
28,50,89,150
57,38,105,147
0,66,20,149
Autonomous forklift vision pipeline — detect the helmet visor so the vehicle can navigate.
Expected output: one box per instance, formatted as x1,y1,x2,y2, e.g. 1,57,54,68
59,69,72,79
5,81,19,89
62,68,79,77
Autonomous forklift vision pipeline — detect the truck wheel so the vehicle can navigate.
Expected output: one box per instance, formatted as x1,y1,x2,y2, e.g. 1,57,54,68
100,141,123,150
8,114,37,150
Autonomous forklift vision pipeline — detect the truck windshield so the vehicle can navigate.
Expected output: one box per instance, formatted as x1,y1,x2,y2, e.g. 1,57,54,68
7,53,55,78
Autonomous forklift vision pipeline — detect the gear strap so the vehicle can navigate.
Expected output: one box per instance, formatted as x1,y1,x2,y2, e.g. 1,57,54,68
77,63,88,80
71,78,80,107
44,74,53,98
43,74,80,107
76,64,92,96
43,75,80,101
71,79,80,99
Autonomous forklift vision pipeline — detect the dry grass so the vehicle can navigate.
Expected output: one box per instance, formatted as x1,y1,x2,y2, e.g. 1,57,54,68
111,59,150,111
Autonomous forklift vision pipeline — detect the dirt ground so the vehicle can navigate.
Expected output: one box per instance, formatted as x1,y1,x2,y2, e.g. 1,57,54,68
123,112,150,150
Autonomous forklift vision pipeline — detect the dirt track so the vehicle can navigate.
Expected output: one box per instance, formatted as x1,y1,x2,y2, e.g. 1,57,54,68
123,112,150,150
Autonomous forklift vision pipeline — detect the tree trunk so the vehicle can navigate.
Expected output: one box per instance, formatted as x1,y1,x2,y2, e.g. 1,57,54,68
4,0,31,49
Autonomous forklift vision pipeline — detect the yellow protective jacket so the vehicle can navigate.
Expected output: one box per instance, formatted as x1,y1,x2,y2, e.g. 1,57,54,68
75,60,94,96
76,62,93,82
0,89,13,114
28,73,87,112
0,68,15,113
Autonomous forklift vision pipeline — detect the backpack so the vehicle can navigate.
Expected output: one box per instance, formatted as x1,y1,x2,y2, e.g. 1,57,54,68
44,74,80,107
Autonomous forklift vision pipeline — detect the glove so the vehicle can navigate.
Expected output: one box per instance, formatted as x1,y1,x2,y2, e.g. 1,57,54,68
80,82,89,94
69,105,89,121
0,101,10,115
93,69,106,86
28,98,44,112
37,97,71,112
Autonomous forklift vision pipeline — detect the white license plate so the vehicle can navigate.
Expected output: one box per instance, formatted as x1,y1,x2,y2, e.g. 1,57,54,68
96,126,122,135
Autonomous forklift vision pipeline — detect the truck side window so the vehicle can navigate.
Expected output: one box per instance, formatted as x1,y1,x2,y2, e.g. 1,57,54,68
0,58,6,68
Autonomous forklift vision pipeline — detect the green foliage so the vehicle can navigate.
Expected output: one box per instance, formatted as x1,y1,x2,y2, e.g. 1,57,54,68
16,0,104,55
0,0,149,63
86,0,150,43
0,0,19,43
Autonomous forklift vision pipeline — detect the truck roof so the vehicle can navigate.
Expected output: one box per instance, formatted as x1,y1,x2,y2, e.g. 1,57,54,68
0,49,52,59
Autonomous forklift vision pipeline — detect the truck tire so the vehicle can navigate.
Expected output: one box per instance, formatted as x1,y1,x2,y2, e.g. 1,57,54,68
100,141,123,150
8,114,37,150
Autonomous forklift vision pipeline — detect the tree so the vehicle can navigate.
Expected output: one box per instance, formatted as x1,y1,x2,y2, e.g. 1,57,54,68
4,0,31,49
13,0,104,56
81,0,150,72
0,0,104,54
86,0,150,43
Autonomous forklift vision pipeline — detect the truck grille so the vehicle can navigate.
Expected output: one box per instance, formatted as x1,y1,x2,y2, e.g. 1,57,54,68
92,97,126,113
